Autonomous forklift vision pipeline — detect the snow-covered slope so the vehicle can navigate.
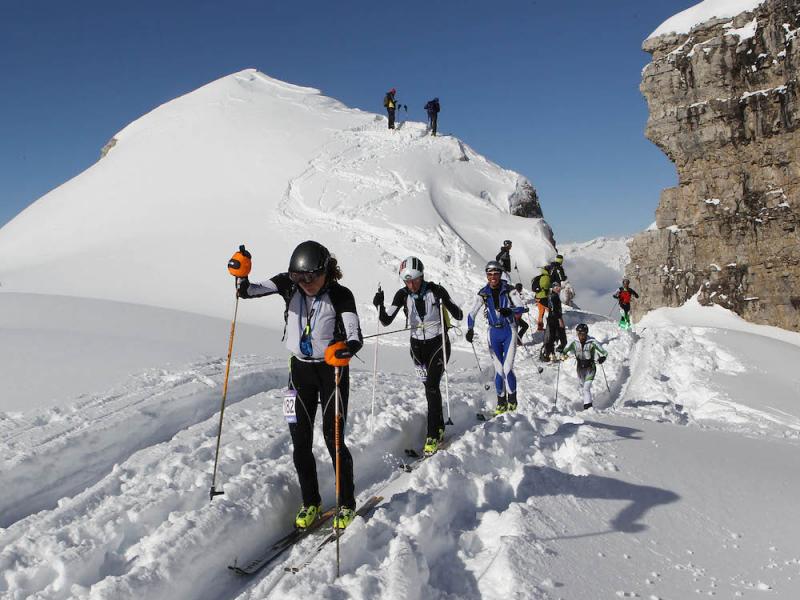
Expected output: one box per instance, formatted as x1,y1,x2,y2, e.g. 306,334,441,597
0,69,554,323
2,302,799,599
648,0,767,39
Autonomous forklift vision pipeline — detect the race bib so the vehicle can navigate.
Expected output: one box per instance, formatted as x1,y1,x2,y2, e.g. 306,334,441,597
414,365,428,382
283,389,298,424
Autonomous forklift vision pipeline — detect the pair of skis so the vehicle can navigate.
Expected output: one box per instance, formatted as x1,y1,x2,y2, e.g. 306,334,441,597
228,496,383,576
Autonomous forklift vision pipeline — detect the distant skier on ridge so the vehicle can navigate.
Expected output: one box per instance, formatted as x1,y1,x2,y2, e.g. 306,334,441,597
373,257,463,455
384,88,398,130
424,97,440,135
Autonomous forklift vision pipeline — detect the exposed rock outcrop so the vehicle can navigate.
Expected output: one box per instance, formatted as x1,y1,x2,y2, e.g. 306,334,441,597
628,0,800,331
509,177,543,218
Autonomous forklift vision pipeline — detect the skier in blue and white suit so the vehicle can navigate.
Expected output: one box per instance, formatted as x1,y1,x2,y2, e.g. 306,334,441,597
465,260,527,414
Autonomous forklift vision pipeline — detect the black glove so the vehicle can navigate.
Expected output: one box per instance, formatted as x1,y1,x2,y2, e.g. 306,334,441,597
372,289,384,307
465,329,474,343
450,306,464,321
499,307,513,317
335,339,362,359
239,245,252,259
598,356,607,364
237,277,250,299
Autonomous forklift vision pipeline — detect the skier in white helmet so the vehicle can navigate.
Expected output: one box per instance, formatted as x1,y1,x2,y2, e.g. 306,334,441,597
373,256,463,455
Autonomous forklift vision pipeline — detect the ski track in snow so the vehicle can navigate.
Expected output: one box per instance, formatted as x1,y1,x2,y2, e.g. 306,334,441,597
1,314,799,599
276,121,502,298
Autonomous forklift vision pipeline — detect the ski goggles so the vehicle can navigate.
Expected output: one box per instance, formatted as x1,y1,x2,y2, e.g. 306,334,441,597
289,269,325,284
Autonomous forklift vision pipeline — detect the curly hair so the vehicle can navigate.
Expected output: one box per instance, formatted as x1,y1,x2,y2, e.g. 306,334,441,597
326,256,343,281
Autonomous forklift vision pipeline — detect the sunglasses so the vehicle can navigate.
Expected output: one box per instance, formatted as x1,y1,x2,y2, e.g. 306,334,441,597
486,270,502,277
289,269,324,284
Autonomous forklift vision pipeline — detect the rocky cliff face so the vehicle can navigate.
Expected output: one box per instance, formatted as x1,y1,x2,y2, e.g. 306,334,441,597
628,0,800,331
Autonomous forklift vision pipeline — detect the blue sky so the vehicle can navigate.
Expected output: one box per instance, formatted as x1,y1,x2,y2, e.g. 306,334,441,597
0,0,696,242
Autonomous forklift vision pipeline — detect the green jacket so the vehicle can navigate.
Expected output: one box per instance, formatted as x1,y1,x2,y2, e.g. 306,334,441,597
534,268,551,300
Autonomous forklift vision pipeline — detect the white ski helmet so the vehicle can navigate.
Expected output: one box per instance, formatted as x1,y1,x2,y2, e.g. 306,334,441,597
399,256,424,281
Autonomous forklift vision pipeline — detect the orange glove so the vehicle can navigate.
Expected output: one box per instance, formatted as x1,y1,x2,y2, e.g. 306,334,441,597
325,341,351,366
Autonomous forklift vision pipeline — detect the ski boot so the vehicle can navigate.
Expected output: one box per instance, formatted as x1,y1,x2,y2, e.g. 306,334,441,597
423,427,445,456
333,507,356,529
423,437,438,456
507,392,518,412
295,503,322,529
494,395,508,415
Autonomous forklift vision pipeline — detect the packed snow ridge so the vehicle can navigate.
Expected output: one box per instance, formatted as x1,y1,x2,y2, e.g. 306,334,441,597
648,0,767,39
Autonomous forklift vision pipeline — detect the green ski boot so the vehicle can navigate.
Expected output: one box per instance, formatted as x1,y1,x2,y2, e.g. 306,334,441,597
507,392,518,412
494,394,508,415
333,507,356,529
295,503,322,529
423,436,439,456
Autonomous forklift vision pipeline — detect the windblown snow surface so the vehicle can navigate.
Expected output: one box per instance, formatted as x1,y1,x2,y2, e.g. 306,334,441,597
648,0,767,39
1,70,799,599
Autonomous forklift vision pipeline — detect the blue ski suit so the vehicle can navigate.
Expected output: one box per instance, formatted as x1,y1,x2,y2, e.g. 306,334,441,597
467,281,526,395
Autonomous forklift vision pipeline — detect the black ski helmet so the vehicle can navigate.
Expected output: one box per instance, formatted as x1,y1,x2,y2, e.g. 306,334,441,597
289,240,330,273
576,323,589,334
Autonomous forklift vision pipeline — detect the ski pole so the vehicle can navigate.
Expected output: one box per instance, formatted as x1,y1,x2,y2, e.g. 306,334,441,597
210,246,252,501
362,327,413,339
209,281,239,501
439,301,454,425
600,362,611,393
334,365,342,579
370,285,381,434
361,321,441,340
607,302,618,318
471,341,491,391
554,357,561,406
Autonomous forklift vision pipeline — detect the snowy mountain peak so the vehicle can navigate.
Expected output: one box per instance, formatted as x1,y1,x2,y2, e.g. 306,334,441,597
0,69,554,321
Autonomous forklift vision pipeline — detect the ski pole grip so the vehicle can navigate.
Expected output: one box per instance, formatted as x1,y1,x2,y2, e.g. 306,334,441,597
209,486,225,500
228,244,252,278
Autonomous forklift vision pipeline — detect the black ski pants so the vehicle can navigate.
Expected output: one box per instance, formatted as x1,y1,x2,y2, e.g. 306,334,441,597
428,112,438,135
544,316,567,356
410,336,451,438
387,107,396,129
289,357,355,509
516,317,529,343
